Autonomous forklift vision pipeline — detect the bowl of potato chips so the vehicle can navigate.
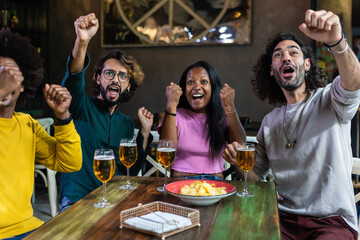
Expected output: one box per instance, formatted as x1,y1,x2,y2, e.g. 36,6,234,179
165,180,236,206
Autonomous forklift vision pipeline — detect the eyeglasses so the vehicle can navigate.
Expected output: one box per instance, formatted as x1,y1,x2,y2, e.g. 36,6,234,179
102,69,130,83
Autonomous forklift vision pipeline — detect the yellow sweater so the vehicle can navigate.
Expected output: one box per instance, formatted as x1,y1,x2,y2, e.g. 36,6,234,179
0,112,82,239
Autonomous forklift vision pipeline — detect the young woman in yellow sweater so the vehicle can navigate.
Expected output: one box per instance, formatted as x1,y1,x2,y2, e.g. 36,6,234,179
0,29,82,239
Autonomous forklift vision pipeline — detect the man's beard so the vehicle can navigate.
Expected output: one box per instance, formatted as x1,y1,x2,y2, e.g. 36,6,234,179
100,84,122,106
273,62,306,91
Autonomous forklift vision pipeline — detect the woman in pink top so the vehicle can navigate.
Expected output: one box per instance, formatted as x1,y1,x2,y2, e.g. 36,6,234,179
159,61,246,180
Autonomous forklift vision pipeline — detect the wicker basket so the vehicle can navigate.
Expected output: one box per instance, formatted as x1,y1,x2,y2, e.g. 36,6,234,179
119,201,200,239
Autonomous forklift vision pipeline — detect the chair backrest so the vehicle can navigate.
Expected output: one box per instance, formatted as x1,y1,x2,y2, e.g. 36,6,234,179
239,117,250,130
246,136,258,144
151,131,159,143
36,117,54,135
133,128,159,144
133,128,139,140
353,157,360,175
34,117,58,216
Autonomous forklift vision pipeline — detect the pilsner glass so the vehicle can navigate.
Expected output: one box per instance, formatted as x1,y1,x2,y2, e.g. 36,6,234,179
93,149,115,208
119,138,138,190
236,143,256,197
156,139,176,192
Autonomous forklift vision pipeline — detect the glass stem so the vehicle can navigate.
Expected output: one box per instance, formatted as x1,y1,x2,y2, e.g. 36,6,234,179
126,167,130,185
164,167,168,187
244,171,248,192
103,182,107,203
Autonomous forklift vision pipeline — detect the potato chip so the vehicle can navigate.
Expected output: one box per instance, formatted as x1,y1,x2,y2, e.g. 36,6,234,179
180,180,227,196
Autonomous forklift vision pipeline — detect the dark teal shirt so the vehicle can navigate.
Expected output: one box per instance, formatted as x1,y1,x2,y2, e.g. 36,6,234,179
60,53,151,203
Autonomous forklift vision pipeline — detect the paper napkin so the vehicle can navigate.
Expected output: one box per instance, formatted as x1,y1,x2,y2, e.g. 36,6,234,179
124,211,192,234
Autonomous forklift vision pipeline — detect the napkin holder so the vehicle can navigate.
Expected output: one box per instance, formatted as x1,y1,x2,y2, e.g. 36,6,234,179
119,201,200,239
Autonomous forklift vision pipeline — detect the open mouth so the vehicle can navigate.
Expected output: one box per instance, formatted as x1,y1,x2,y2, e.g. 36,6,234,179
0,96,11,106
192,93,204,100
281,65,295,78
107,85,120,99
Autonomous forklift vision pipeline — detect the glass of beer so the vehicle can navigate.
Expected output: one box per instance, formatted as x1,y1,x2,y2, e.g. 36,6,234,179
119,138,138,190
236,143,256,197
156,139,176,192
93,149,116,208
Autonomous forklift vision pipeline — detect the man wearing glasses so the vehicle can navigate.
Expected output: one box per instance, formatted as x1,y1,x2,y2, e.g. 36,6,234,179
59,13,154,212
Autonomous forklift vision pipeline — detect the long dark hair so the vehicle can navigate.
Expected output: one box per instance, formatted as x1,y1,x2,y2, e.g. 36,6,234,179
178,60,227,161
252,33,327,106
92,50,144,102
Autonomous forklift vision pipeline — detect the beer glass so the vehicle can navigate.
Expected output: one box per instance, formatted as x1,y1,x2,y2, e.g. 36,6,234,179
93,149,115,208
236,143,256,197
156,139,176,192
119,138,138,190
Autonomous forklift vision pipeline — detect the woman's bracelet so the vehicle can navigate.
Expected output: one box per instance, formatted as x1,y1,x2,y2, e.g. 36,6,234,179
218,110,237,125
225,110,237,115
164,111,176,116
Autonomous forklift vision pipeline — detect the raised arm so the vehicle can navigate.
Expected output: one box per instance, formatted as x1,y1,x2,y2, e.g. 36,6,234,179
70,13,99,73
220,83,246,143
38,84,82,171
43,84,71,120
299,9,360,90
137,107,154,150
158,82,182,148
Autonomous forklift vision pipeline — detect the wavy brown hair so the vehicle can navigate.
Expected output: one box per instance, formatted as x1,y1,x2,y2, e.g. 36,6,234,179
0,29,44,106
252,33,327,106
91,50,144,103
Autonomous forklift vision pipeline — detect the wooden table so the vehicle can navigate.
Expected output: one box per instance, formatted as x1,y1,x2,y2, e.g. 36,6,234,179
25,176,280,240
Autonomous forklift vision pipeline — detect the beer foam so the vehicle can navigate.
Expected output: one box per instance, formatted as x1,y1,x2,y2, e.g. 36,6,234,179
237,147,255,151
120,143,137,147
94,155,114,160
157,147,176,152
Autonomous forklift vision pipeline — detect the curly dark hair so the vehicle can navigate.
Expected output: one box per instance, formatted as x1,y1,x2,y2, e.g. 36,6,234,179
91,50,144,103
178,60,227,161
252,33,327,106
0,29,44,106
